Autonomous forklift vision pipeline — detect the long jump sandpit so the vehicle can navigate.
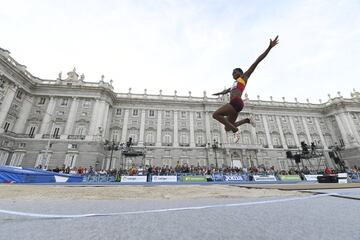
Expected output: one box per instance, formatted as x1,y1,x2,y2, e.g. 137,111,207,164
1,183,359,200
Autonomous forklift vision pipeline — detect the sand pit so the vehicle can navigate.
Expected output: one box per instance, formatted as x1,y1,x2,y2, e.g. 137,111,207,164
0,184,308,200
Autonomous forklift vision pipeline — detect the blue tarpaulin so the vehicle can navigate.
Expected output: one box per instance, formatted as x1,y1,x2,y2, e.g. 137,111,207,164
0,166,83,183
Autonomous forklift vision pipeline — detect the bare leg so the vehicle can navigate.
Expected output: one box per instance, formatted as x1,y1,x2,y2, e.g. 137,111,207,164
212,103,238,132
234,118,250,127
224,112,238,131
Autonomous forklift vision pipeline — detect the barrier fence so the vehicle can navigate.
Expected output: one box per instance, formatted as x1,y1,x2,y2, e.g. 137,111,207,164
82,172,358,183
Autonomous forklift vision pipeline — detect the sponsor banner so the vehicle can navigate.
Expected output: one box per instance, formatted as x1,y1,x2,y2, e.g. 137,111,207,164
337,173,348,183
279,175,301,181
210,174,223,182
151,175,177,182
337,173,348,178
223,175,247,181
253,175,277,182
181,176,207,182
304,175,322,182
121,176,147,183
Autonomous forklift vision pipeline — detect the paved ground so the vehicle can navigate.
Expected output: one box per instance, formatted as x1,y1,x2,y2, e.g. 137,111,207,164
0,184,359,240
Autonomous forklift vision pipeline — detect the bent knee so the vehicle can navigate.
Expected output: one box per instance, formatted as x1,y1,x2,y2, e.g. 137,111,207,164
212,112,220,120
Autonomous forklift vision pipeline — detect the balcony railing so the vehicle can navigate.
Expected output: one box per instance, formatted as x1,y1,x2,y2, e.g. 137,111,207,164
42,134,60,139
68,135,85,140
273,145,283,149
179,143,190,147
4,131,34,138
288,145,298,149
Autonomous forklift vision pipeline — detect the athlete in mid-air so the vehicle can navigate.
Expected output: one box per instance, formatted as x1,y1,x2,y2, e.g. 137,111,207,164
212,35,279,142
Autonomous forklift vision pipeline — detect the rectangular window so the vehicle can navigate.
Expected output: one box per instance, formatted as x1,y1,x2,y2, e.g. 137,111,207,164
29,126,36,136
53,127,60,138
116,109,122,115
164,135,171,144
196,112,202,119
281,116,287,122
3,122,10,132
133,109,138,116
38,97,46,105
165,111,170,118
268,116,274,122
61,98,68,106
196,135,204,145
16,91,23,99
57,111,65,116
149,110,155,117
307,117,312,123
76,126,86,135
83,100,90,108
181,111,186,119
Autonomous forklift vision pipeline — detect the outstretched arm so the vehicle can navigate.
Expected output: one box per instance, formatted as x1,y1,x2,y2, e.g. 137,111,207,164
213,87,231,96
243,35,279,80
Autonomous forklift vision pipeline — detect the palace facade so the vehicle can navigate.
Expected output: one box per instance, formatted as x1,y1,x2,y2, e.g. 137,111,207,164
1,47,360,171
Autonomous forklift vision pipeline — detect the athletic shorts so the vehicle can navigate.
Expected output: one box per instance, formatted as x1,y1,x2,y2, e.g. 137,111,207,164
229,96,244,112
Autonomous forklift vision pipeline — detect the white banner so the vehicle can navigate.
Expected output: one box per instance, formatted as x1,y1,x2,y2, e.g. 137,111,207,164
224,175,245,181
253,175,277,182
337,173,348,178
304,174,322,182
151,175,177,182
337,173,348,183
121,176,147,183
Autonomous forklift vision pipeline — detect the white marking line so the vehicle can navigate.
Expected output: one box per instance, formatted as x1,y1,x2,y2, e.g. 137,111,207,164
0,193,337,219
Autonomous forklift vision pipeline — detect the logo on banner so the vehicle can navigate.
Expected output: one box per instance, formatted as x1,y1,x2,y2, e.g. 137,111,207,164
224,175,244,181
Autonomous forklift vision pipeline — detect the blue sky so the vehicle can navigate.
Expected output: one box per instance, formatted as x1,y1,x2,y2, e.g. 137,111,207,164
1,0,359,103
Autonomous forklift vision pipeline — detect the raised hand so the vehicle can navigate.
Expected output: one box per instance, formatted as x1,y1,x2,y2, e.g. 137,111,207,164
269,35,279,48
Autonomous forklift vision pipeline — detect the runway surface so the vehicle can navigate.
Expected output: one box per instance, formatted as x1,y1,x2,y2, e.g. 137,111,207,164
0,184,359,240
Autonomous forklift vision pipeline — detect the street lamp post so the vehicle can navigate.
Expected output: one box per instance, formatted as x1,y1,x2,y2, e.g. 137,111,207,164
104,140,120,170
208,139,222,168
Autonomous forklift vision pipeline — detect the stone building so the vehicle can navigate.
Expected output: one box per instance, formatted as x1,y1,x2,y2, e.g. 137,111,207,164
1,47,360,171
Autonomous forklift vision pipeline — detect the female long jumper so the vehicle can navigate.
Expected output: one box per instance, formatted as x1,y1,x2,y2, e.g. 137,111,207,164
212,36,279,141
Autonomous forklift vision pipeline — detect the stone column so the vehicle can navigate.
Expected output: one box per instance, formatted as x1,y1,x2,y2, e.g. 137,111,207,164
301,116,312,144
262,115,273,149
88,99,100,136
335,114,350,146
95,100,106,135
0,84,17,130
314,117,328,149
189,111,195,147
104,107,113,140
346,113,360,144
205,112,212,144
326,117,338,145
275,115,288,149
39,97,56,134
156,110,162,147
138,109,146,146
289,116,301,147
13,95,33,133
120,109,129,143
101,102,110,137
64,98,79,135
250,125,257,145
173,111,179,147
